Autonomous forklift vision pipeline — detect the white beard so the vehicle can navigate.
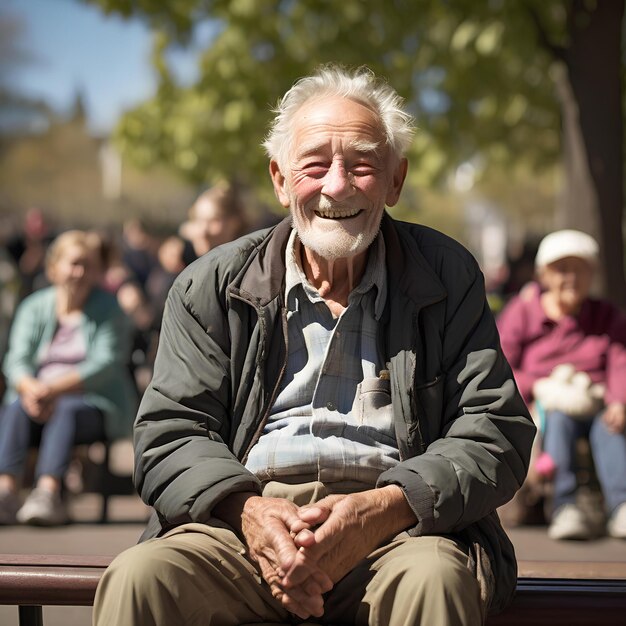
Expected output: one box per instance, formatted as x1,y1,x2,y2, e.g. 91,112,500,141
292,197,381,261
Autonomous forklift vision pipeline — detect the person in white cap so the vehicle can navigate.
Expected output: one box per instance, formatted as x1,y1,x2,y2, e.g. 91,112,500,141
498,229,626,540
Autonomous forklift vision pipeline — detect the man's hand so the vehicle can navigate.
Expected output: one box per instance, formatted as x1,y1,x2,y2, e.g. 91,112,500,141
283,485,417,587
603,402,626,434
239,495,333,619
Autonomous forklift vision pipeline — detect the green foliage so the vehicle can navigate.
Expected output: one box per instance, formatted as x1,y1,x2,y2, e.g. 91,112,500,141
84,0,565,195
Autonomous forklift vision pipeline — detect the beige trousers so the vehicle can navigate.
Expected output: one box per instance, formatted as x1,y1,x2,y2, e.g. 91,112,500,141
93,483,484,626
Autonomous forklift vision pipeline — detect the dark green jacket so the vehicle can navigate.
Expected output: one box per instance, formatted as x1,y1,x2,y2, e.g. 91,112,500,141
135,214,535,613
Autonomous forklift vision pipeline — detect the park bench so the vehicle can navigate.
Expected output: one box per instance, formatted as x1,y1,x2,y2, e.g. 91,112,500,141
1,554,626,626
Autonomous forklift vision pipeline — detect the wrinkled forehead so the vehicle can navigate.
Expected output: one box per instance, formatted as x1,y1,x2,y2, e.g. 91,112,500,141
290,95,387,154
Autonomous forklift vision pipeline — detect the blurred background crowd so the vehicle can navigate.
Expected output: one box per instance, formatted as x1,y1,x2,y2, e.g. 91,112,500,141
1,0,626,544
0,186,278,401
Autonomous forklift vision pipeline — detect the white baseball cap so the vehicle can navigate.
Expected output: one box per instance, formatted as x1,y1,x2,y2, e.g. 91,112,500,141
535,229,599,268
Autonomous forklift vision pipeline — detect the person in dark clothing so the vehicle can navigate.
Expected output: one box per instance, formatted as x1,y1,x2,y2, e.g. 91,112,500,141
94,65,534,626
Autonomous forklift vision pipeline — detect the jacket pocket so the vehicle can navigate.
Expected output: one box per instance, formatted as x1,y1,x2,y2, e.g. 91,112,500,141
414,374,444,446
359,376,392,411
355,377,396,446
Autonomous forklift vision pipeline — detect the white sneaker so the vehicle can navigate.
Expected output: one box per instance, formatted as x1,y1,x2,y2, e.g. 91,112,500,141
548,504,593,540
608,503,626,539
16,488,68,526
0,489,20,525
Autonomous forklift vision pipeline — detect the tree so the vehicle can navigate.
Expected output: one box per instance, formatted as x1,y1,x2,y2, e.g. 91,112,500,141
85,0,626,302
530,0,625,301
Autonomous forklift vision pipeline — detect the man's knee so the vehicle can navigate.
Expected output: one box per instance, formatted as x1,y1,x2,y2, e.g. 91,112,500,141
98,540,171,597
95,537,217,626
364,538,483,626
95,531,287,626
101,532,234,590
390,542,475,593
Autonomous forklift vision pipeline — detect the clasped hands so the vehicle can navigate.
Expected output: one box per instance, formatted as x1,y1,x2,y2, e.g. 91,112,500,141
17,376,56,422
240,485,413,619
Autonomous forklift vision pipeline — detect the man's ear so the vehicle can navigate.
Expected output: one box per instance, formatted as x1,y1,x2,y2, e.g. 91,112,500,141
385,157,408,207
269,160,291,208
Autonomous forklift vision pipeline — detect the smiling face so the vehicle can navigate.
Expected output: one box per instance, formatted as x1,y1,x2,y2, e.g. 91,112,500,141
50,243,101,297
270,95,407,261
192,197,243,252
539,255,595,314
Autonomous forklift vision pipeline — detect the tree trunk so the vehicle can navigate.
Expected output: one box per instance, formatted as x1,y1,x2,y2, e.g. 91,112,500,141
555,0,626,305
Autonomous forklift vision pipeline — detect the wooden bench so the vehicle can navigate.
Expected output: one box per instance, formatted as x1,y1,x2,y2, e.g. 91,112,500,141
0,554,111,626
1,554,626,625
488,561,626,626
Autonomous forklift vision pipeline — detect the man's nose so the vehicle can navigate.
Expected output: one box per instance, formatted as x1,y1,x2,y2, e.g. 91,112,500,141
321,160,355,202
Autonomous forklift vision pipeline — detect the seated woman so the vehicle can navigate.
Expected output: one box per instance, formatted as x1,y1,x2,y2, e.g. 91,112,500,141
0,230,137,526
498,229,626,540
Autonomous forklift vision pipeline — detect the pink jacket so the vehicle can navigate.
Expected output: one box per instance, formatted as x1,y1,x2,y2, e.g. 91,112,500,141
497,282,626,406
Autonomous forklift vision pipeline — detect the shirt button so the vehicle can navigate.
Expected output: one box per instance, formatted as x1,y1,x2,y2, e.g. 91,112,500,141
326,401,336,411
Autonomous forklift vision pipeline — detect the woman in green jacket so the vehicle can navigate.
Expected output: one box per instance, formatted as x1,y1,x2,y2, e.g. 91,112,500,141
0,230,136,526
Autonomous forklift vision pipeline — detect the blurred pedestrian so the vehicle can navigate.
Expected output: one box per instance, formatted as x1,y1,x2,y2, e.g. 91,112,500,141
0,240,20,376
5,208,54,301
145,234,186,330
180,182,248,263
0,230,137,526
116,279,155,395
498,229,626,540
121,219,158,291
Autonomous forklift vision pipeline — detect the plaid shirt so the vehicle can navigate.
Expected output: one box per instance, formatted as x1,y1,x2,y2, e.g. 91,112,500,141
245,229,399,488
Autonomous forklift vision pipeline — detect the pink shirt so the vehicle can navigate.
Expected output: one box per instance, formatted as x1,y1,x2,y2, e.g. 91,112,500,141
497,282,626,405
36,317,86,384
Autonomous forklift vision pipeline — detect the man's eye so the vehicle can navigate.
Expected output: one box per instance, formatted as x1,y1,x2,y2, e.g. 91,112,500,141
352,163,377,175
302,163,329,178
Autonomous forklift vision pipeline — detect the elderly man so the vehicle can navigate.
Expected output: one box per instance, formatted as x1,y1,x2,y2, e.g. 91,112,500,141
94,65,535,626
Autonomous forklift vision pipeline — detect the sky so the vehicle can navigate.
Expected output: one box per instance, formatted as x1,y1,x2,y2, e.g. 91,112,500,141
4,0,198,133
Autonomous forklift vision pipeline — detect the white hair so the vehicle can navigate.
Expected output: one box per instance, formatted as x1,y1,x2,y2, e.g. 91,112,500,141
263,64,415,171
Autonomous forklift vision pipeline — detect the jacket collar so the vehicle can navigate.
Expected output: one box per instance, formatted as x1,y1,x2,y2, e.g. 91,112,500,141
234,217,291,306
380,212,446,308
234,212,446,309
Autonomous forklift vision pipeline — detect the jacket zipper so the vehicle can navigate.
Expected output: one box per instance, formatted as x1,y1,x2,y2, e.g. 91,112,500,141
240,302,289,464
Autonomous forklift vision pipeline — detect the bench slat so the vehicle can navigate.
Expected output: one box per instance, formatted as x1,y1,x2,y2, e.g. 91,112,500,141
487,578,626,625
2,553,626,624
3,555,626,578
0,554,113,569
516,560,626,579
0,567,103,606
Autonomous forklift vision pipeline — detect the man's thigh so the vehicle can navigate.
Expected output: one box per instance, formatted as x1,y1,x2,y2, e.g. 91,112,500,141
323,534,484,626
96,522,482,626
95,522,289,626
